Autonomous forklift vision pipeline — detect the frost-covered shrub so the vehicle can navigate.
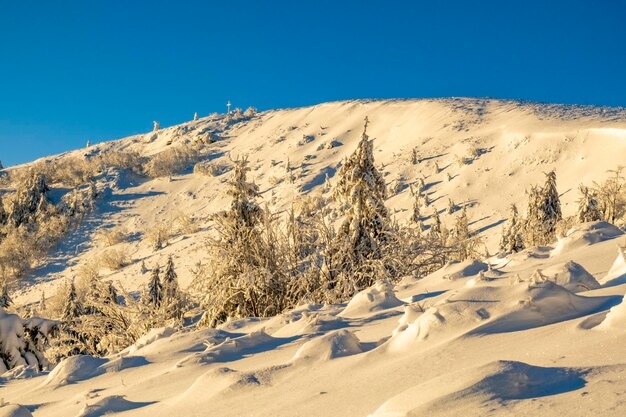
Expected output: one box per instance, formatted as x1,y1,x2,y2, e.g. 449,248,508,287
144,223,171,251
94,226,128,247
98,249,129,271
243,107,257,118
144,144,199,178
193,160,230,177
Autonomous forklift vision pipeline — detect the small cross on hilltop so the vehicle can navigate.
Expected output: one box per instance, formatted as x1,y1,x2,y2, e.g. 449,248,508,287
227,100,232,114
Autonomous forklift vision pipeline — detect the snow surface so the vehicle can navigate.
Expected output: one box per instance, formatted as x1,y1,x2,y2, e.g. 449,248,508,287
3,98,626,416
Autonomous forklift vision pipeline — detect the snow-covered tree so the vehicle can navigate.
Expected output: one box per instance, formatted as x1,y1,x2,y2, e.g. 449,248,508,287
499,204,525,253
193,156,287,327
62,280,83,321
6,171,50,227
524,171,562,246
153,121,160,131
146,267,163,308
194,112,198,121
430,208,442,238
329,117,391,296
163,255,179,301
577,185,603,223
594,167,625,224
0,281,12,308
447,198,456,214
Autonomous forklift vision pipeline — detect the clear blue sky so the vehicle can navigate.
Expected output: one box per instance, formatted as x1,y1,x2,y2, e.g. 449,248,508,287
1,0,625,166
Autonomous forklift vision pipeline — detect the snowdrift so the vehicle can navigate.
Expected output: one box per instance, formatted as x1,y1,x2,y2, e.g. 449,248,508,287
601,245,626,287
542,261,601,292
340,280,404,318
292,329,363,363
552,222,623,256
369,361,586,417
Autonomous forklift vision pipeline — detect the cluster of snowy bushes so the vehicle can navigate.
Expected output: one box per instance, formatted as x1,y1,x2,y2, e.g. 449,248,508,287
499,166,626,254
190,119,476,327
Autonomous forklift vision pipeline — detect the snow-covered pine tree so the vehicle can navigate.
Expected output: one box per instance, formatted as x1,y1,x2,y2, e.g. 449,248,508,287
147,267,163,308
430,208,442,238
329,117,391,296
0,281,12,308
447,198,456,214
153,121,160,131
0,194,6,225
39,290,47,314
499,204,525,253
104,282,119,305
577,185,603,223
194,112,198,121
163,255,179,301
451,205,476,261
7,171,50,227
593,167,624,224
193,156,286,327
412,197,421,224
524,171,562,246
62,279,83,321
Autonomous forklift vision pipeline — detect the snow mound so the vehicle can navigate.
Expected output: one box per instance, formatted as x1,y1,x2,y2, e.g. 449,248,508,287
370,360,586,417
601,245,626,287
542,261,601,292
292,329,363,363
271,312,347,338
76,395,153,417
175,330,277,368
0,404,33,417
123,326,176,355
552,221,623,256
340,280,404,318
599,295,626,329
387,280,614,351
438,259,489,280
180,366,264,401
44,355,107,387
99,355,149,373
474,281,614,334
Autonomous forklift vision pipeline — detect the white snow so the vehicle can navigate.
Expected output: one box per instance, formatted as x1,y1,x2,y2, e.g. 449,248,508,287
3,98,626,416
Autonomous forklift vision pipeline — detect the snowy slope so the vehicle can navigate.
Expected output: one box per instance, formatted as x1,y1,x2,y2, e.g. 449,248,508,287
2,98,626,416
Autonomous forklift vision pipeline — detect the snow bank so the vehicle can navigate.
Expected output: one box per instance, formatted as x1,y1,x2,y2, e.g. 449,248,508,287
340,280,404,318
369,360,585,417
552,221,623,256
175,330,277,368
439,259,489,280
599,295,626,329
76,395,152,417
44,355,107,387
542,261,601,292
0,404,33,417
271,312,347,338
600,245,626,287
123,326,176,355
292,329,363,363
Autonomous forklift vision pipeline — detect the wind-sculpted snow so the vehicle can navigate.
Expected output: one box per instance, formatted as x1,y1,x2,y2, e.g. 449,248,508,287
340,280,405,318
552,221,623,256
291,329,363,363
601,245,626,287
542,261,601,292
75,395,154,417
369,361,587,417
0,404,33,417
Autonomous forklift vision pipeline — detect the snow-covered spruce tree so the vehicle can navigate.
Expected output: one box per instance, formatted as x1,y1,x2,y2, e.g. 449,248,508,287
499,204,525,253
62,279,83,321
447,198,456,215
0,307,53,373
0,194,6,226
327,117,392,299
577,185,603,223
6,171,50,228
429,208,442,239
146,267,163,308
593,167,625,224
451,205,477,261
0,281,12,308
193,156,287,327
524,171,562,246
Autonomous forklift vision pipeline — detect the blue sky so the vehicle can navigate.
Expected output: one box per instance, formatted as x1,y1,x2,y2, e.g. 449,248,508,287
1,0,625,166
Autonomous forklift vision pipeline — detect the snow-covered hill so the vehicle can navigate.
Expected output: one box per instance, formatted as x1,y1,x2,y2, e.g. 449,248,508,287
2,98,626,416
